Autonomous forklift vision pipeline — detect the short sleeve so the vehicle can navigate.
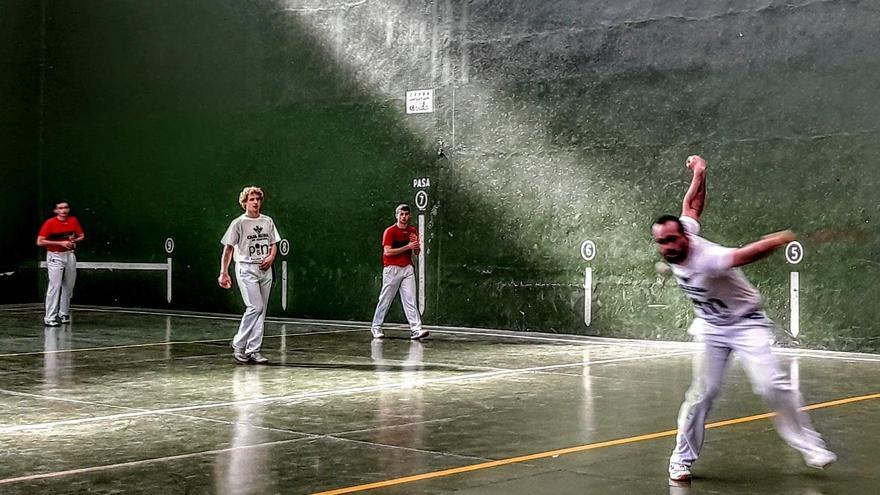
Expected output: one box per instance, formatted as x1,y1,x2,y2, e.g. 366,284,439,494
37,220,52,238
220,218,239,246
698,244,735,274
72,218,84,235
680,215,700,235
270,220,281,244
381,227,394,246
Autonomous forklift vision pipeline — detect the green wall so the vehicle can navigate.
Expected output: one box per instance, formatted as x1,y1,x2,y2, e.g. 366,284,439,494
0,0,41,303
23,0,880,351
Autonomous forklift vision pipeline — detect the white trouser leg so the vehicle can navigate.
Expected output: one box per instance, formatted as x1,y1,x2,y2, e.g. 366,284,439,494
670,334,731,465
44,252,66,322
733,323,828,455
233,264,272,355
397,265,422,332
59,252,77,317
370,266,404,335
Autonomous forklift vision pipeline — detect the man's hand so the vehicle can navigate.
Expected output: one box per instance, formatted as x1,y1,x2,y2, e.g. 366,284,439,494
686,155,707,174
62,240,75,250
408,234,421,252
218,273,232,289
259,254,276,271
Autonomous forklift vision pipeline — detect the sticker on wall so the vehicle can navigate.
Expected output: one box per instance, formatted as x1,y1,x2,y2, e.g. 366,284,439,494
164,238,175,254
406,89,434,114
279,239,290,256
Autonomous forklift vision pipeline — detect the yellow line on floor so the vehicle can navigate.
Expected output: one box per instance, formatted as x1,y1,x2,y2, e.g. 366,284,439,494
311,392,880,495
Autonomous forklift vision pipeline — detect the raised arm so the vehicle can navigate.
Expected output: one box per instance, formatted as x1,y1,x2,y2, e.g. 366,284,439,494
731,230,796,268
681,155,707,222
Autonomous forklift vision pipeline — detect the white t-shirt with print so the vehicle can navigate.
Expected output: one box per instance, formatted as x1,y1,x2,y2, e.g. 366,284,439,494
220,214,281,264
670,216,761,326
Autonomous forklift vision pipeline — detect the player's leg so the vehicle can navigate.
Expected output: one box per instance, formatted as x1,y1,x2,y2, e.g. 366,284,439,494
670,330,731,478
232,264,265,363
734,319,835,467
44,253,64,326
59,252,77,323
398,265,426,339
370,266,402,338
244,269,273,364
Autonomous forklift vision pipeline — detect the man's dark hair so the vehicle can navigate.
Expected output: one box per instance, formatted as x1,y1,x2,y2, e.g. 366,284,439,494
395,204,411,214
652,214,684,234
53,200,70,209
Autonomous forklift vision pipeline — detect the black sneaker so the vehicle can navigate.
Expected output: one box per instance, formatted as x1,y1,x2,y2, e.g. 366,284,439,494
59,315,71,324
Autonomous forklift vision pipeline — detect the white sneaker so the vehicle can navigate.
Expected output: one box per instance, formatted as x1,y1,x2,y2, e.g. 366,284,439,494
371,329,385,339
232,350,249,365
804,448,837,469
668,461,692,482
248,351,269,365
410,329,430,340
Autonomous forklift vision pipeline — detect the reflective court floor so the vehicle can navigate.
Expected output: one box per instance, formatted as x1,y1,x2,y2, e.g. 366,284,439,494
0,306,878,495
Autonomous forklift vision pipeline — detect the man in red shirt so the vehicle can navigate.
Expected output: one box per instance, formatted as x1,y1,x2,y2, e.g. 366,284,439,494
370,204,428,339
36,201,85,326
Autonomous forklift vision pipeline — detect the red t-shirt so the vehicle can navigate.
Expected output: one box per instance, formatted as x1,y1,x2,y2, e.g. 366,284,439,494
38,216,84,252
381,224,418,267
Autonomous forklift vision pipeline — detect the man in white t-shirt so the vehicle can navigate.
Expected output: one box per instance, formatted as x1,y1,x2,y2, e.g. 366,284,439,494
219,186,281,365
652,155,836,483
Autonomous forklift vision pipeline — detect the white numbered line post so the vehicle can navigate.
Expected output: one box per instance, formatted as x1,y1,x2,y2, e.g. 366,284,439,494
279,239,290,311
282,261,288,311
790,272,799,338
418,218,425,315
580,240,596,327
785,241,804,338
39,260,173,303
414,187,429,316
584,267,592,327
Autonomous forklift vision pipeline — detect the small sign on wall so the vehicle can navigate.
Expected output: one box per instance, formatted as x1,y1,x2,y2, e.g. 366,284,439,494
406,89,434,114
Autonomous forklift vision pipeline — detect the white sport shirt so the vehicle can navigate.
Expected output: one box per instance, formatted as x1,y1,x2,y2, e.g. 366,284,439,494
220,214,281,264
670,216,762,326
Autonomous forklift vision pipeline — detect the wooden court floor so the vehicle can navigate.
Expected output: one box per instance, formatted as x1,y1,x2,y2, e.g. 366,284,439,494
0,306,878,494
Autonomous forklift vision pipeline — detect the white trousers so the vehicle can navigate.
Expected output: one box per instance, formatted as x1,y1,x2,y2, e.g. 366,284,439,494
370,265,422,335
671,316,829,465
232,263,272,354
44,251,77,322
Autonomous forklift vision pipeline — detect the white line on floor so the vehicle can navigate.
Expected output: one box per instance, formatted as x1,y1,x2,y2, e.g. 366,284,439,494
0,328,362,358
0,350,695,433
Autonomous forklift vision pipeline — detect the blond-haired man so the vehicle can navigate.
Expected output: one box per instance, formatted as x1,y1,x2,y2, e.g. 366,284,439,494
219,186,281,364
